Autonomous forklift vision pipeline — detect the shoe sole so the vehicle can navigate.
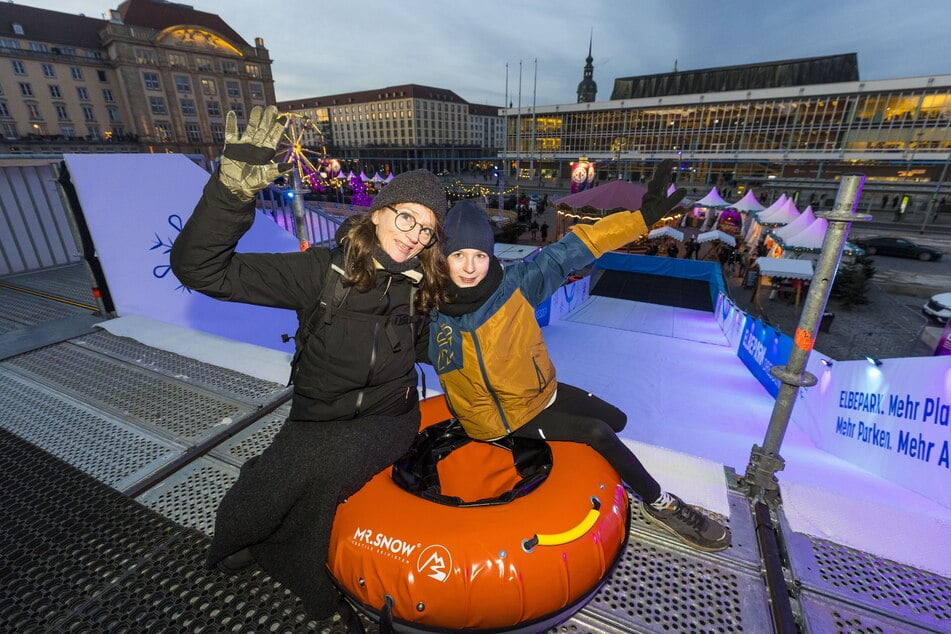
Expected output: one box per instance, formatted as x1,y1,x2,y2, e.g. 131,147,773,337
638,504,731,553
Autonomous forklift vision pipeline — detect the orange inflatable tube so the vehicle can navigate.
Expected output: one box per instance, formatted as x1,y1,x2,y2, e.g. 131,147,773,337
328,396,630,632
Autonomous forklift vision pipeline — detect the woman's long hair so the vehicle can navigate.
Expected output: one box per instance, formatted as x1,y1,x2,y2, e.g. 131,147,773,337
339,212,449,313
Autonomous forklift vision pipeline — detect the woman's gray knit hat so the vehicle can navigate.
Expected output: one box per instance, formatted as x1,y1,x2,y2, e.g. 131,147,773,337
369,169,447,221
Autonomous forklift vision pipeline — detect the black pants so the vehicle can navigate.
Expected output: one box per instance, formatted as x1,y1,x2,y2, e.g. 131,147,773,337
511,383,661,503
205,408,420,620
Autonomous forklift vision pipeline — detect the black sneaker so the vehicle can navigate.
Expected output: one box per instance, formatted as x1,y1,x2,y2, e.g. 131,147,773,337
640,494,731,552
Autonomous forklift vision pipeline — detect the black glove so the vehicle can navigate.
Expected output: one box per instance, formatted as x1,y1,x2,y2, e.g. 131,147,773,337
640,159,686,227
218,105,293,202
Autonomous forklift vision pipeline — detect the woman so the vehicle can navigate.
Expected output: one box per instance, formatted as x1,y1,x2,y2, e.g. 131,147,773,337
428,167,730,553
170,106,449,629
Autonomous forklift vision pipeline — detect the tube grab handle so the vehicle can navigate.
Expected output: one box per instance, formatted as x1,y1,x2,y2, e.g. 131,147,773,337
522,496,601,552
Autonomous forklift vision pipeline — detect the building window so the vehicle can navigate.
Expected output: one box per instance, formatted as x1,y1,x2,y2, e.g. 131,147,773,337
168,53,187,69
244,64,261,78
26,102,41,120
180,99,197,116
226,80,240,98
42,64,55,78
210,122,225,144
195,57,213,72
222,60,238,75
107,107,120,122
61,125,75,138
206,101,222,117
248,82,264,100
200,78,217,96
110,125,124,139
76,87,89,101
175,75,192,93
70,67,83,81
12,23,23,35
19,82,33,97
86,125,101,141
134,48,158,65
229,102,244,118
2,122,17,138
149,96,167,115
55,104,69,121
154,121,172,142
0,38,19,50
0,101,10,117
102,88,114,102
97,70,107,82
29,42,49,53
185,123,202,142
11,60,25,76
82,105,95,122
49,85,62,99
143,72,161,91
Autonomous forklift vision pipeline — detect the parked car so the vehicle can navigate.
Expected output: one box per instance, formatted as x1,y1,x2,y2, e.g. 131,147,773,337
923,292,951,324
852,236,943,261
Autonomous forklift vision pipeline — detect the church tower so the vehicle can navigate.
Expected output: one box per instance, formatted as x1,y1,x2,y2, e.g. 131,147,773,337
576,33,597,103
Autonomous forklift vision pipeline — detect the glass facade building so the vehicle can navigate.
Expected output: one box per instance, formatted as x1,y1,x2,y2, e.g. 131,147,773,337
502,70,951,187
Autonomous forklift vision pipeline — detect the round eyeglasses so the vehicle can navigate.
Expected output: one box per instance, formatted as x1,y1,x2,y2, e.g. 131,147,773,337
387,206,438,246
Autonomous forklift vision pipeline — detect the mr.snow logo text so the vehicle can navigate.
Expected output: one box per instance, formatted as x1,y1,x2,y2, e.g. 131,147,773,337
352,528,453,582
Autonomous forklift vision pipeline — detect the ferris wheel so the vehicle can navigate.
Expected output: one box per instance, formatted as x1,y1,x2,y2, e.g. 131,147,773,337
278,112,335,191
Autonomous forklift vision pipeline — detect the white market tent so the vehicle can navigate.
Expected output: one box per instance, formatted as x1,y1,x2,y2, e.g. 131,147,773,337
774,217,829,253
694,187,730,208
731,190,766,213
648,226,684,241
697,230,737,246
757,197,801,226
771,206,817,241
755,256,814,280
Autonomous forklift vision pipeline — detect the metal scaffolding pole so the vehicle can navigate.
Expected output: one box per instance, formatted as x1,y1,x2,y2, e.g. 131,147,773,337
742,174,871,504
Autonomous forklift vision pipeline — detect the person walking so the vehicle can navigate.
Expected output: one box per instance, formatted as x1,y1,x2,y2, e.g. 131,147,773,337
170,106,450,631
540,221,550,243
530,219,539,242
428,164,730,553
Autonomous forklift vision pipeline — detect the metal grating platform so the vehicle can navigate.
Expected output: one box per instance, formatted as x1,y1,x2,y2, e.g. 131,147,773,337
2,341,255,444
0,368,181,490
0,284,92,325
1,262,97,307
72,328,288,406
786,529,951,633
0,427,332,634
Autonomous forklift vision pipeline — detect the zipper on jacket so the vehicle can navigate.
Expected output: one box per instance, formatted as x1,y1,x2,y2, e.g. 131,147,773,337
471,330,512,434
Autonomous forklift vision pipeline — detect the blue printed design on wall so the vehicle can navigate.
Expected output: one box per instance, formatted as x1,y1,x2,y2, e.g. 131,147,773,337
149,214,191,292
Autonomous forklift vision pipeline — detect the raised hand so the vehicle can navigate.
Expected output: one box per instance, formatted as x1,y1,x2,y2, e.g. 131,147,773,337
218,105,293,202
640,159,686,226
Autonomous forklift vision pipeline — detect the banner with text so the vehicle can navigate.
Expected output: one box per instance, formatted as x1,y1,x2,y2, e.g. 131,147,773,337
795,356,951,507
736,314,793,397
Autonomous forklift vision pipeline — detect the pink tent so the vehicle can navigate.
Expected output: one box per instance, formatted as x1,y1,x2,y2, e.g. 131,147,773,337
555,179,648,212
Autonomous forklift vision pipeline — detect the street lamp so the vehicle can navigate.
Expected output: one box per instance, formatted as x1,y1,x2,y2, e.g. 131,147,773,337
611,137,623,180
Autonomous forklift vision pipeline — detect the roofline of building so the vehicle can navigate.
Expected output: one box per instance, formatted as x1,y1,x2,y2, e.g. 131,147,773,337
503,73,951,115
276,83,501,109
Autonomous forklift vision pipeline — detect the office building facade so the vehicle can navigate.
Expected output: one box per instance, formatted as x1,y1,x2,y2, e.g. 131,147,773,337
0,0,276,162
277,84,503,176
502,54,951,196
